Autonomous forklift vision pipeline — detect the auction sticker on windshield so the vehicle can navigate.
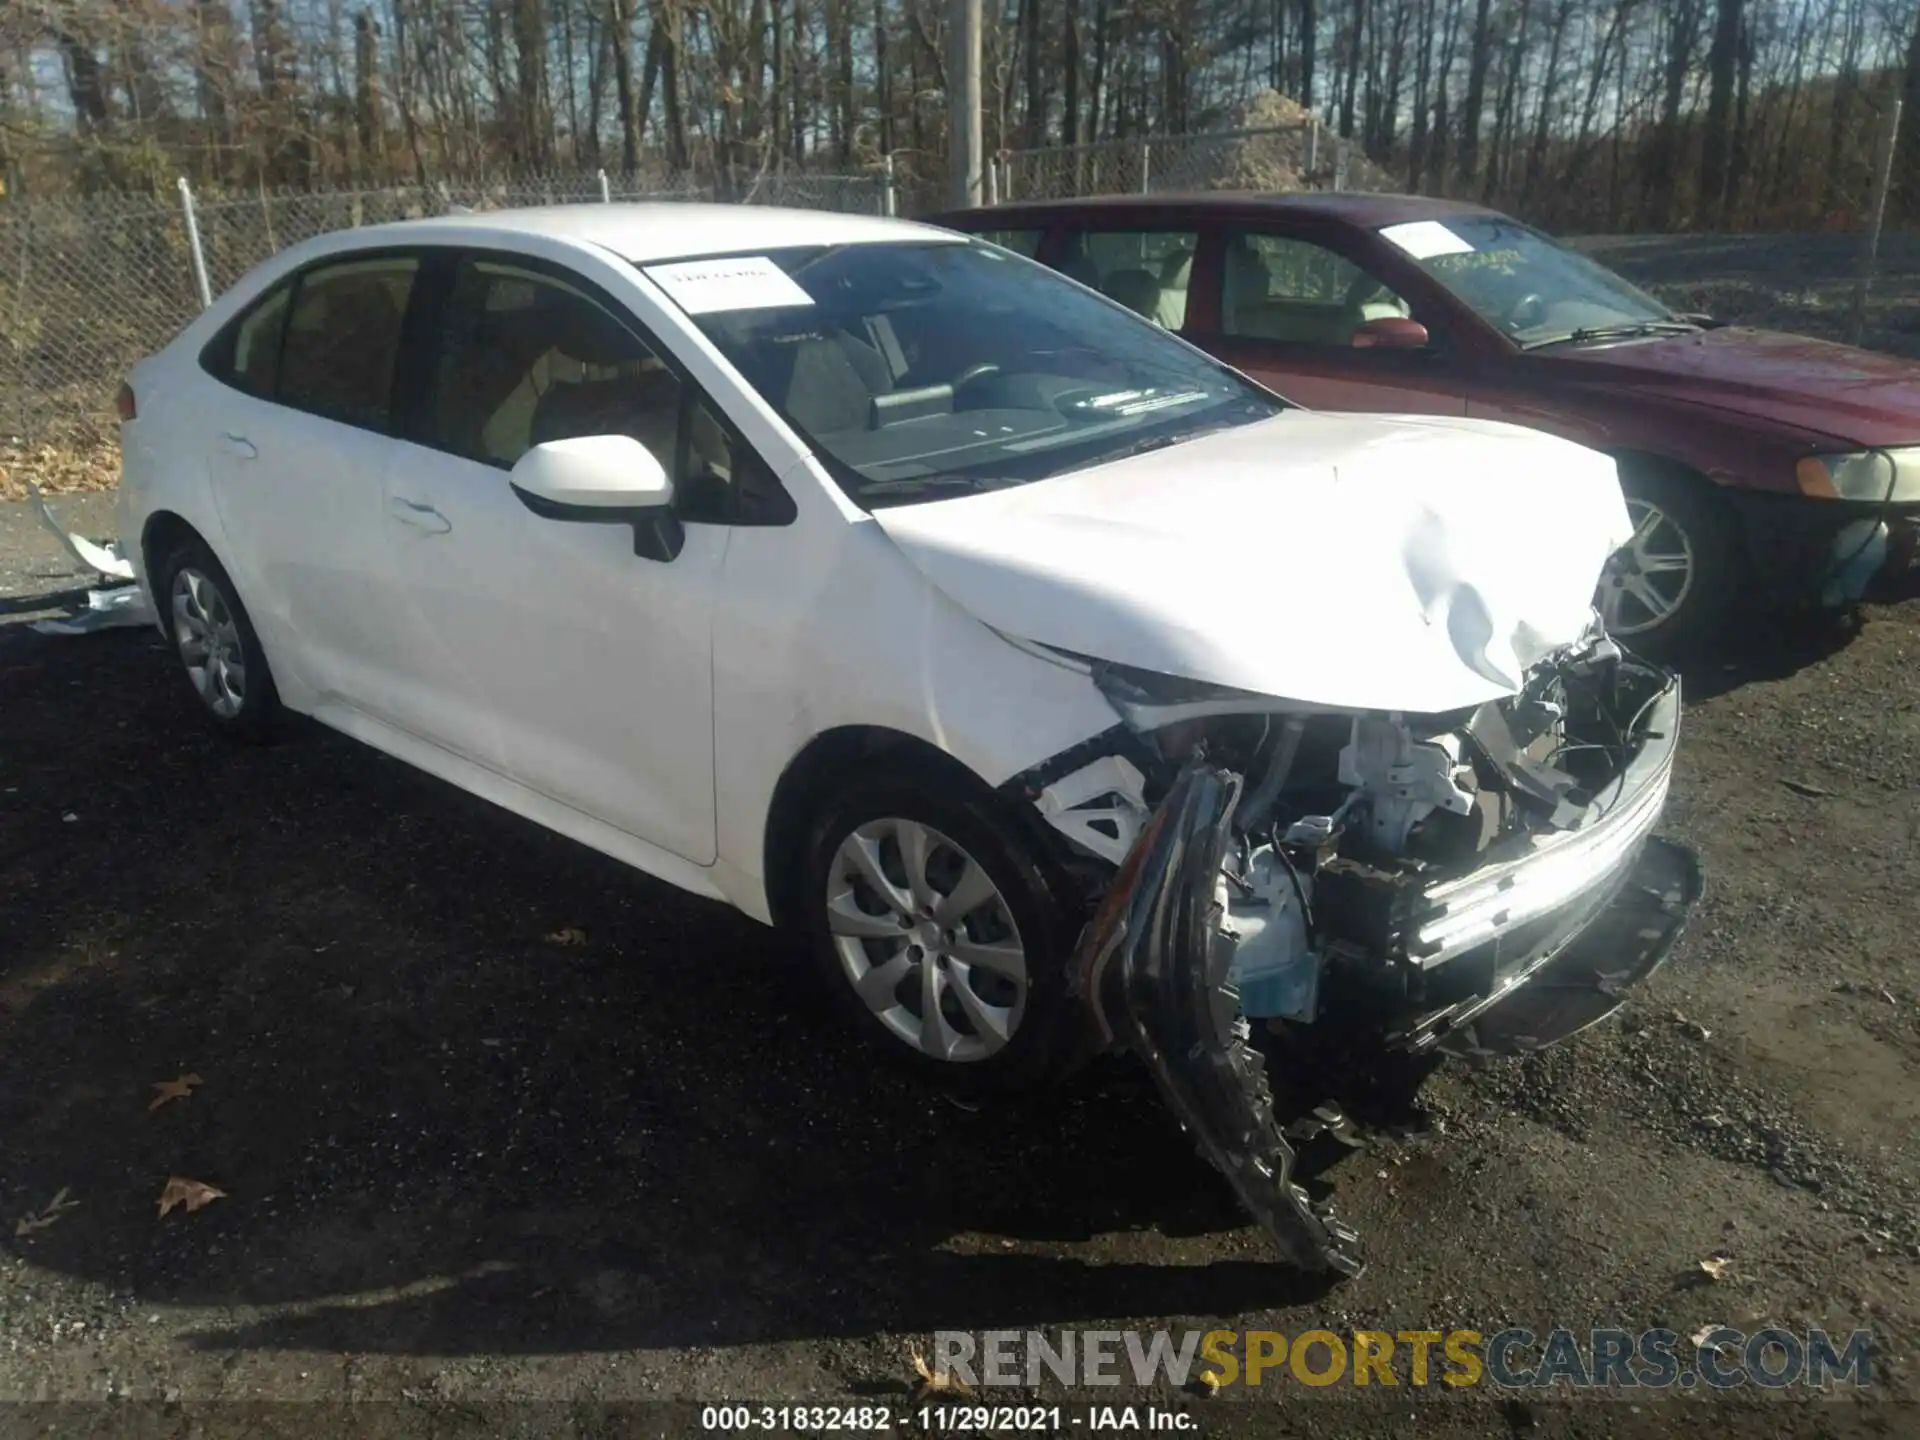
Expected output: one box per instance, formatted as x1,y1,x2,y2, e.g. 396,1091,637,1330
642,256,815,314
1380,220,1475,260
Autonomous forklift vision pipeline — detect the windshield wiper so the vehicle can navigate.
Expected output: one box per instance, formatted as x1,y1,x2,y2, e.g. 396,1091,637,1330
1526,319,1700,351
857,474,1001,500
1055,424,1227,476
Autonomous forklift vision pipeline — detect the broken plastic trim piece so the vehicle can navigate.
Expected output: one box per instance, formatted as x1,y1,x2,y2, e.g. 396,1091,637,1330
28,483,135,580
1072,760,1365,1278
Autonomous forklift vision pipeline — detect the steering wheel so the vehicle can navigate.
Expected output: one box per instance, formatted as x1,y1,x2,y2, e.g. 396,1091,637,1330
1508,293,1547,331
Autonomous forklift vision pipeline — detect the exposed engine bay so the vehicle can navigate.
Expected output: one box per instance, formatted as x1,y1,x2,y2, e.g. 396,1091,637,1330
1008,628,1702,1278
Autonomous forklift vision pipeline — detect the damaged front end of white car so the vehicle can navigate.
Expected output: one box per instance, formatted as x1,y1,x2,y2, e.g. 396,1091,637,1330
1007,632,1699,1279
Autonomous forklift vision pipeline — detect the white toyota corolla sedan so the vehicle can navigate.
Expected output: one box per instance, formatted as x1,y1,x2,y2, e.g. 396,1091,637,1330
117,204,1700,1275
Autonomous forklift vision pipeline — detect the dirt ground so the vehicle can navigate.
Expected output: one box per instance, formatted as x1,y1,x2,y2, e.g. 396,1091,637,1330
3,248,1920,1438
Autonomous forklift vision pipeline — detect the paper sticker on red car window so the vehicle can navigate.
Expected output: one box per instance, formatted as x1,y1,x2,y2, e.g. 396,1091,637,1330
1379,220,1475,260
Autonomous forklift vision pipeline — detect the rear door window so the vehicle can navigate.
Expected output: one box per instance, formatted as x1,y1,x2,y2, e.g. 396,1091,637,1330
276,256,419,432
1055,228,1198,330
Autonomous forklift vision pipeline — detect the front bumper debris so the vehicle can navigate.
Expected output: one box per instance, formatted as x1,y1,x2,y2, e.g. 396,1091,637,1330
1073,682,1699,1278
1072,762,1365,1278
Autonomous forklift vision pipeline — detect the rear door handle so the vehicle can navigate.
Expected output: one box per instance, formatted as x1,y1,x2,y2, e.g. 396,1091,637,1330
217,432,257,460
387,496,452,534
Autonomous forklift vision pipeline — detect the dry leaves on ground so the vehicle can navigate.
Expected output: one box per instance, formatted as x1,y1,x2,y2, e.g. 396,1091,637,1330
13,1187,81,1237
0,442,120,503
544,926,588,946
1698,1255,1735,1282
156,1177,226,1218
148,1072,205,1111
909,1349,971,1399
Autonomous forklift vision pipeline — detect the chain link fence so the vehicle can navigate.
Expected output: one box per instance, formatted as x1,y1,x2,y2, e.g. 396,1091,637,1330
996,123,1389,203
0,129,1385,489
0,164,890,486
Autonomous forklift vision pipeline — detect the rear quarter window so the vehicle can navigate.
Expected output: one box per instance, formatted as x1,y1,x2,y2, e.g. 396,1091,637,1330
200,282,293,398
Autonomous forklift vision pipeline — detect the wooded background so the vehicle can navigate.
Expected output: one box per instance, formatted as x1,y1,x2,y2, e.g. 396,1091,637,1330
4,1,1919,232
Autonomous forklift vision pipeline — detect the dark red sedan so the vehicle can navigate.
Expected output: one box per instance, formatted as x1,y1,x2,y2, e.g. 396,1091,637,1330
932,192,1920,651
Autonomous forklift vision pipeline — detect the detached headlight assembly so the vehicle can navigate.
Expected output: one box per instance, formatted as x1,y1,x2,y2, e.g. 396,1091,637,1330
1796,448,1920,503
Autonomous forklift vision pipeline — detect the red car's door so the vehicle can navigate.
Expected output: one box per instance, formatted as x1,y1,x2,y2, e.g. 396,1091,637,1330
1188,223,1469,416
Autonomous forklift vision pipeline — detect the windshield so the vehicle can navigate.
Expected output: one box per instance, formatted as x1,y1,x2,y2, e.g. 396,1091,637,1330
1377,215,1689,349
641,240,1283,507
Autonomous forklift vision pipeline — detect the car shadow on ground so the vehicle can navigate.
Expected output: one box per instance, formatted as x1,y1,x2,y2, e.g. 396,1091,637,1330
0,626,1343,1360
0,585,94,617
1674,607,1872,703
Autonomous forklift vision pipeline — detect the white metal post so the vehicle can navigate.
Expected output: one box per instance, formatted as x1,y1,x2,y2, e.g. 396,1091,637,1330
598,168,612,203
1851,97,1903,347
881,151,898,216
178,176,213,311
1139,138,1152,194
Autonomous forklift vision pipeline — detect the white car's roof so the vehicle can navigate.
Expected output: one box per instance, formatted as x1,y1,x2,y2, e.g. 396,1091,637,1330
340,202,953,263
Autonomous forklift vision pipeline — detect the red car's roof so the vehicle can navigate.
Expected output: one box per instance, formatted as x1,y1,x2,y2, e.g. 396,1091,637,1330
930,191,1502,229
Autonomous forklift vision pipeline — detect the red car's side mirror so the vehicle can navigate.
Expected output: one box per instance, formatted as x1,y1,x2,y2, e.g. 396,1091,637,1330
1351,316,1431,350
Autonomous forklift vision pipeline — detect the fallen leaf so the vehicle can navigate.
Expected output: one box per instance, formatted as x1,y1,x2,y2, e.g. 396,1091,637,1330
1690,1324,1737,1353
156,1177,226,1218
1698,1255,1734,1282
910,1348,971,1398
148,1073,205,1112
543,926,588,947
1781,778,1833,798
13,1187,80,1236
1683,1020,1711,1042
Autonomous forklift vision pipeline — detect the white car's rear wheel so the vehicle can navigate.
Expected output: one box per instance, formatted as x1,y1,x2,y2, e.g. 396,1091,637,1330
155,536,281,737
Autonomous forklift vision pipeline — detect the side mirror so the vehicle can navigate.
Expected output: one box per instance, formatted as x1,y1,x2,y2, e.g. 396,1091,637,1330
1351,316,1431,350
509,435,684,562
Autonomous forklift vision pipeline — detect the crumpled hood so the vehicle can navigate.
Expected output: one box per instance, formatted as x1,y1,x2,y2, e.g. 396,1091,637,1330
872,410,1631,713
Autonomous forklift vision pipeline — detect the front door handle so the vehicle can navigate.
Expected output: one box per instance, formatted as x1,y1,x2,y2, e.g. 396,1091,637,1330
387,496,451,534
217,432,257,460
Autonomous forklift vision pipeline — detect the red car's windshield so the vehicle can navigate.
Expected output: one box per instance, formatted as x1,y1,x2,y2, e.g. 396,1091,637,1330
1379,215,1690,349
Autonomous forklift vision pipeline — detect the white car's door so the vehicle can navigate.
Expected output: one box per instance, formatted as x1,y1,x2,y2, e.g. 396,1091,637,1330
374,251,756,866
200,253,421,704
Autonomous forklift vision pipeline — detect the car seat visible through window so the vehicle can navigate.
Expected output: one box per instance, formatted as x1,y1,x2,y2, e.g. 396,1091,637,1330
1100,268,1162,321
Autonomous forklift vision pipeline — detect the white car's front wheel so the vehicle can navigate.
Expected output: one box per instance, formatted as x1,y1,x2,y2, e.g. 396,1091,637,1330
802,769,1088,1092
154,535,282,739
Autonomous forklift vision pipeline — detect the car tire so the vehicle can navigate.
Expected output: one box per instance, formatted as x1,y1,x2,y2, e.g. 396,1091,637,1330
800,767,1091,1094
153,534,282,739
1599,466,1736,657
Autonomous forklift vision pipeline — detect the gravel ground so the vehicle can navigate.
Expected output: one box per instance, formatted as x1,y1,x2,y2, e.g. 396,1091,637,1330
1572,231,1920,357
4,255,1920,1437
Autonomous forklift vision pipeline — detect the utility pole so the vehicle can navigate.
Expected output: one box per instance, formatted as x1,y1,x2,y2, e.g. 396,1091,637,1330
949,0,983,207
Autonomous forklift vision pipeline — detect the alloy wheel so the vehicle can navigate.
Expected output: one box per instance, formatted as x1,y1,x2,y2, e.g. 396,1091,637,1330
171,566,247,719
824,818,1029,1063
1598,498,1695,636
